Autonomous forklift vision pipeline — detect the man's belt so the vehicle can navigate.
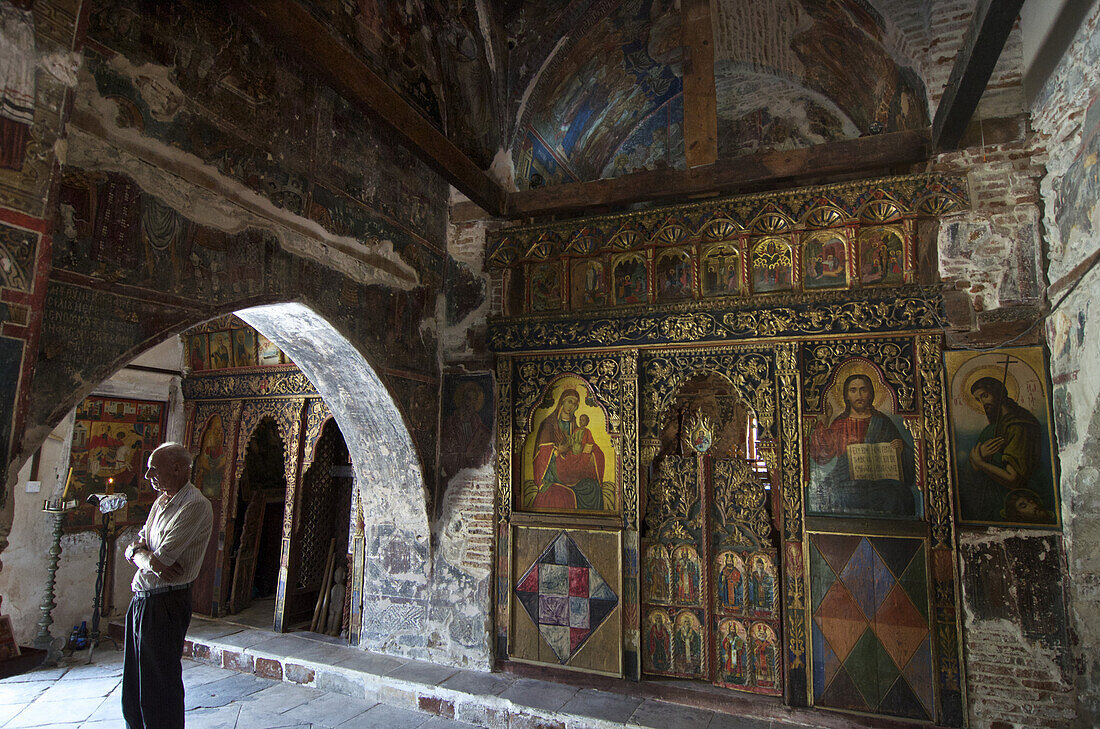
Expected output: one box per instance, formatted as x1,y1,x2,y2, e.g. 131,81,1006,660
134,583,191,599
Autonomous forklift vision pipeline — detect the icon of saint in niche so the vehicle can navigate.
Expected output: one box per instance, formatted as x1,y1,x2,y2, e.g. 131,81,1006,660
806,364,919,518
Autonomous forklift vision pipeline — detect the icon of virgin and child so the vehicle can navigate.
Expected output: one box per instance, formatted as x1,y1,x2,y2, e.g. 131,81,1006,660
806,365,920,519
523,382,616,512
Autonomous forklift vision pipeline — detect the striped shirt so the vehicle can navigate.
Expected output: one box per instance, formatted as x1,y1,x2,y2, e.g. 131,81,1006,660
131,482,213,593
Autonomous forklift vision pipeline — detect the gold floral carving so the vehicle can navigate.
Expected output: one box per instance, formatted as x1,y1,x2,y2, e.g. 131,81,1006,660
641,347,775,441
488,289,943,352
496,357,513,524
645,457,701,542
300,398,332,468
621,351,640,529
775,342,807,676
183,369,318,400
802,338,916,413
711,459,771,544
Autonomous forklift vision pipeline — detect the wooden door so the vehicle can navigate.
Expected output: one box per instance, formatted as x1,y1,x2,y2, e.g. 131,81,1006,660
641,454,781,695
228,490,264,614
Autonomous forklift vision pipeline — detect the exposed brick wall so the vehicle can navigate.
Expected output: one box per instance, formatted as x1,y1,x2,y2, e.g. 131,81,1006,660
1028,3,1100,725
959,532,1076,729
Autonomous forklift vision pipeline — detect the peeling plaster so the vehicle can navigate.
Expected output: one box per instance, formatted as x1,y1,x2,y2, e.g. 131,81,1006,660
68,65,419,289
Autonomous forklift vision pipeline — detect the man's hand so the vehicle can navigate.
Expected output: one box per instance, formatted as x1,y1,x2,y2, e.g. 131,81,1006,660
125,540,147,565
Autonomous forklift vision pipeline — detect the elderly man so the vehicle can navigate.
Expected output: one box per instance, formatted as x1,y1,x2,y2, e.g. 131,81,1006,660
123,442,213,729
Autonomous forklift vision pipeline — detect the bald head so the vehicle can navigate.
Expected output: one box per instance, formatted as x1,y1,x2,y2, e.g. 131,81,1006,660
145,442,193,496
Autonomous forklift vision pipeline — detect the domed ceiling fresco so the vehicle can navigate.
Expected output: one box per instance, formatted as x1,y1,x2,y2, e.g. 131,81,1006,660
506,0,928,190
296,0,931,193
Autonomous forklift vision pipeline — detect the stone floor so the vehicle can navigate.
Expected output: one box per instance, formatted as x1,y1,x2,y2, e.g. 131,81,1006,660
0,646,483,729
0,613,917,729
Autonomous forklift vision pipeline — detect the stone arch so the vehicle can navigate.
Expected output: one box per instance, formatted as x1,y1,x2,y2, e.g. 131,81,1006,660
237,303,429,544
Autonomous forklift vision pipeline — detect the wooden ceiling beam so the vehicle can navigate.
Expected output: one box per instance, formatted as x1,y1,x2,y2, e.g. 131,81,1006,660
506,129,931,219
231,0,507,218
932,0,1026,151
681,0,718,168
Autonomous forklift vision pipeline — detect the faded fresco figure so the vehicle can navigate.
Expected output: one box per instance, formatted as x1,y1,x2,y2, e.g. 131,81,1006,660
530,389,605,510
808,373,917,518
439,379,492,479
963,376,1048,523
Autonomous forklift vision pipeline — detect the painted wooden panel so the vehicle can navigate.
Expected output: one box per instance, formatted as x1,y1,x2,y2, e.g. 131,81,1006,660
810,533,933,721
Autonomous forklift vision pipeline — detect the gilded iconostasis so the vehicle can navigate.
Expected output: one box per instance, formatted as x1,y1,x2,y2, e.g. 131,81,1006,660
486,173,1061,727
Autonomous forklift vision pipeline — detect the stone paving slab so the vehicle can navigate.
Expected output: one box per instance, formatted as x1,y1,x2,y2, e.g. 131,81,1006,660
439,668,514,696
185,671,270,709
562,688,645,724
628,697,717,729
354,701,433,729
499,676,581,711
389,658,462,687
279,691,375,727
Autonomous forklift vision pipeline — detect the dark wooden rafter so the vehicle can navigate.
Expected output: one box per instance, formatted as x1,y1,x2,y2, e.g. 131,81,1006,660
230,0,508,217
507,129,931,219
932,0,1027,151
681,0,718,168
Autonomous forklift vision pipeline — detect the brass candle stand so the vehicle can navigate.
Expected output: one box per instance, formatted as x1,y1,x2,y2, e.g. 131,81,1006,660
34,497,76,665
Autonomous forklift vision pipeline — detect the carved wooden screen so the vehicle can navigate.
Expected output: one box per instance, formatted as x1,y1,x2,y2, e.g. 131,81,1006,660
642,454,781,695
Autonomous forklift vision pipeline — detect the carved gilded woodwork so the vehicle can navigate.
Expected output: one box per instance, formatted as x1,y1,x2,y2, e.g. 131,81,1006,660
300,398,332,469
182,368,317,400
488,174,968,725
488,287,944,352
487,173,968,268
802,337,917,414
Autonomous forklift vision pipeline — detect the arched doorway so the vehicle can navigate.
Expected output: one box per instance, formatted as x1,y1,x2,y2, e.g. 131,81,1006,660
226,418,286,621
283,418,354,633
641,371,783,695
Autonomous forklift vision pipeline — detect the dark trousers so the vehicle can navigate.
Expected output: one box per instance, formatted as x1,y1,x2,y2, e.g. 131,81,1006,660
122,588,192,729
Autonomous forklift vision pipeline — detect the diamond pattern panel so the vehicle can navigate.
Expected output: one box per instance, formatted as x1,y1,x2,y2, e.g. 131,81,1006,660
515,531,619,664
811,534,933,722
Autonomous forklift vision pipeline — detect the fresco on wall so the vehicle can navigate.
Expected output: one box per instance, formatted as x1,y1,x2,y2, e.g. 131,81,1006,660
571,258,609,309
655,250,693,302
521,376,617,514
439,373,493,481
613,254,648,304
192,414,227,499
806,360,919,519
858,226,905,285
945,347,1059,527
1054,91,1100,243
803,230,847,290
751,237,793,293
511,0,683,187
810,533,933,721
702,243,741,297
65,396,167,529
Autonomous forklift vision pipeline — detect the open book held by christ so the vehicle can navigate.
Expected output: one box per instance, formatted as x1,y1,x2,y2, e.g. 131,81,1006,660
846,442,902,481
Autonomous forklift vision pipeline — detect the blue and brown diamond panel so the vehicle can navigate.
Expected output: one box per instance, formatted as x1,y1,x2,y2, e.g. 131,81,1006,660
810,533,933,721
515,530,619,664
